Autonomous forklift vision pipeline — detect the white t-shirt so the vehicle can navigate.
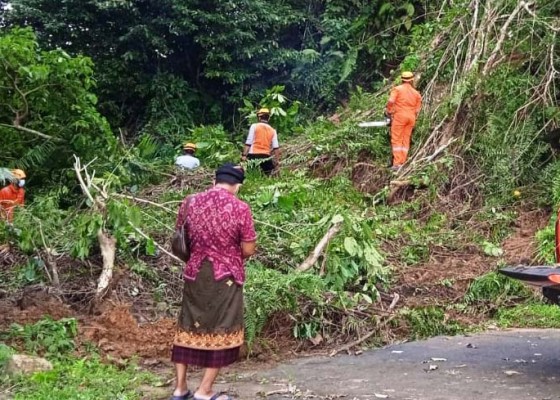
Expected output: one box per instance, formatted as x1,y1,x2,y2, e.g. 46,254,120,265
175,155,200,170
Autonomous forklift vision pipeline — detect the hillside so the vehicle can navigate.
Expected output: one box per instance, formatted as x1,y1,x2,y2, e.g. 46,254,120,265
1,0,559,398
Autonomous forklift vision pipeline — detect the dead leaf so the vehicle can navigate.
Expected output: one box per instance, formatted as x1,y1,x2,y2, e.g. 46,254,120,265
310,333,323,346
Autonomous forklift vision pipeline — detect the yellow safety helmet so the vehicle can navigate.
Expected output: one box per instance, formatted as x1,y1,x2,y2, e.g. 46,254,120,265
11,169,26,179
401,71,414,81
183,142,197,151
257,108,270,116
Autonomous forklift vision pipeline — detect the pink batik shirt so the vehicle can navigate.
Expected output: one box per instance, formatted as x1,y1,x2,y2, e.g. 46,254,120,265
175,187,257,285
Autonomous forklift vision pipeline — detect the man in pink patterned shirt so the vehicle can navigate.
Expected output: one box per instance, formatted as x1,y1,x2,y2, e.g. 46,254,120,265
171,163,256,400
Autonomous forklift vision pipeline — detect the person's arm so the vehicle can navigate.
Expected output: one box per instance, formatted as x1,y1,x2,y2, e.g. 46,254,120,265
271,131,280,164
240,204,257,258
241,241,256,258
16,188,24,207
385,87,399,115
242,125,256,160
241,145,251,161
415,92,422,118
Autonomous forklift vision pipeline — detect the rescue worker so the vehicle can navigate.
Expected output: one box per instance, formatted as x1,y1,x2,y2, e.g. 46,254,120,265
175,143,200,170
241,108,280,175
0,169,26,223
385,71,422,171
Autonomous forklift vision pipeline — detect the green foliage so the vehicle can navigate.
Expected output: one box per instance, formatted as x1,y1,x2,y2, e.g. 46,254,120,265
186,125,240,168
497,303,560,329
536,218,556,265
239,85,302,137
3,317,78,359
6,356,154,400
244,263,326,348
400,306,464,339
5,0,429,134
0,27,116,183
464,272,533,306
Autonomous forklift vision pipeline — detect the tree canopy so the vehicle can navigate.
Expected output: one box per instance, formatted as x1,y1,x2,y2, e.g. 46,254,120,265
3,0,426,138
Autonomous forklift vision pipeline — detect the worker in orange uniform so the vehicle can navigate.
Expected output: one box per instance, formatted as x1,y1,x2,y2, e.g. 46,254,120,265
241,108,280,175
0,169,26,223
385,71,422,171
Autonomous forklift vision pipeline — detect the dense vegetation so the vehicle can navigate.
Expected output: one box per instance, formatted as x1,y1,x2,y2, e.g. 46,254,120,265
1,0,559,398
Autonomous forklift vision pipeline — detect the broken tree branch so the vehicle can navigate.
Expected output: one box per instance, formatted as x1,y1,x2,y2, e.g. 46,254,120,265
297,221,342,272
483,1,533,76
0,123,63,142
127,222,184,265
329,293,400,357
113,193,175,213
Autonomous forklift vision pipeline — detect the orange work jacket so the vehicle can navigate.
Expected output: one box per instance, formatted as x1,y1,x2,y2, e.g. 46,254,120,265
386,83,422,116
0,184,25,222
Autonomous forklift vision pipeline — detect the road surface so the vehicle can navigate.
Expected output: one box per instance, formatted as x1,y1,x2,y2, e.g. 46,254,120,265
225,329,560,400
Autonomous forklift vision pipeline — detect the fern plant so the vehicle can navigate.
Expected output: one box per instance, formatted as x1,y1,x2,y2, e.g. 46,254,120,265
244,263,326,349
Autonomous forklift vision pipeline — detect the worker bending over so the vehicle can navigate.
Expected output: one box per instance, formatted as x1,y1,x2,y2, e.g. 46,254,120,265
241,108,280,175
385,71,422,171
175,143,200,170
0,169,26,223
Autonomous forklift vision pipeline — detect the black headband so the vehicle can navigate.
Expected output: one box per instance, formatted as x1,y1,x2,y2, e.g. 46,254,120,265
215,163,245,184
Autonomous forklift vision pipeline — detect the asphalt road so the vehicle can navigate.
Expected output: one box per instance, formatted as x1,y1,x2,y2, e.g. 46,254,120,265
230,329,560,400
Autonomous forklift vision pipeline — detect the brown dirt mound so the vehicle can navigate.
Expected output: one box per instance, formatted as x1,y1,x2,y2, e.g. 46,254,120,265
80,303,176,359
351,150,390,195
309,154,348,179
0,287,72,329
394,247,490,307
393,209,549,309
502,209,549,264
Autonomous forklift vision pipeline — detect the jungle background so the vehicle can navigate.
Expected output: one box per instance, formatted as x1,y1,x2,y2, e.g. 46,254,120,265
0,0,559,398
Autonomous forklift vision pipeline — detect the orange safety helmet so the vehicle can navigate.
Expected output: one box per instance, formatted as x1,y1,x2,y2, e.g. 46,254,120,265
257,108,270,116
11,169,26,179
401,71,414,82
183,142,197,151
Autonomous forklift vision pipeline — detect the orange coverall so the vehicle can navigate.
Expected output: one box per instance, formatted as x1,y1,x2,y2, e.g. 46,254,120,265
0,184,25,222
386,82,422,166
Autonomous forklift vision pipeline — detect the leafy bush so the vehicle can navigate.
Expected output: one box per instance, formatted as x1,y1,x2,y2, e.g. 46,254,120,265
9,356,154,400
464,272,533,306
536,220,556,265
4,318,78,359
400,306,464,339
187,125,240,168
497,304,560,329
244,264,326,347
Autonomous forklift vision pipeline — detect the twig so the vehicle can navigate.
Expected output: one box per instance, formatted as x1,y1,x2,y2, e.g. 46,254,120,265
297,221,342,272
127,222,184,265
113,193,175,213
387,293,400,312
73,156,96,206
254,219,297,237
38,221,59,286
0,123,62,141
483,1,533,76
329,314,399,357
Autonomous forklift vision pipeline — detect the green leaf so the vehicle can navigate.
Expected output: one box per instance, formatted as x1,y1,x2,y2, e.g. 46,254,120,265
145,238,156,256
339,48,358,83
331,214,344,224
404,18,412,31
344,237,359,257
